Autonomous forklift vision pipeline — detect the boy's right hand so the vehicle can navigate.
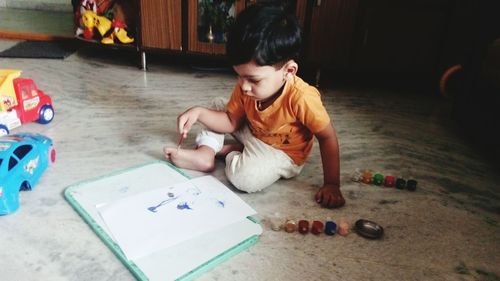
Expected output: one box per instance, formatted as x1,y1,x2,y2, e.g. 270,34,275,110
177,107,201,138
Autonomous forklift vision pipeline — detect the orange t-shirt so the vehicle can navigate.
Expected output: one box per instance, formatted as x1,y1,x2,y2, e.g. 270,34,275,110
226,76,331,165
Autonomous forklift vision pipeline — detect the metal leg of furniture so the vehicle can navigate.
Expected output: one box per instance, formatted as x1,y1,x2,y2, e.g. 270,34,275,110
140,51,147,71
315,68,321,88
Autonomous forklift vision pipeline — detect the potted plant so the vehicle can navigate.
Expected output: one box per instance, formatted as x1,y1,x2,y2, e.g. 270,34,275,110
199,0,235,43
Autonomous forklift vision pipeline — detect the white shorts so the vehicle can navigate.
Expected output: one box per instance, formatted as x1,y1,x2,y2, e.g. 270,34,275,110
196,99,303,193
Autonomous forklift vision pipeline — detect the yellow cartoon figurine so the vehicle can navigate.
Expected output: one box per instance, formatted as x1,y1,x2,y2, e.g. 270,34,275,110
111,19,134,44
80,10,95,39
81,10,112,44
94,15,112,41
80,10,134,44
75,0,97,37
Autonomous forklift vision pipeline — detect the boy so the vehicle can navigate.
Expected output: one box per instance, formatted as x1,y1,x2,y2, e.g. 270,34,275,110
164,4,345,208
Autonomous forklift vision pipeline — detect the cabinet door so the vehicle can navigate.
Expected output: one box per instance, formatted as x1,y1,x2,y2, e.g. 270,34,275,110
302,0,359,68
139,0,182,51
187,0,245,55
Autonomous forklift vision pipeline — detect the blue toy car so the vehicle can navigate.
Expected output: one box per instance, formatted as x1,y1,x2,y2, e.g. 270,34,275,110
0,133,55,215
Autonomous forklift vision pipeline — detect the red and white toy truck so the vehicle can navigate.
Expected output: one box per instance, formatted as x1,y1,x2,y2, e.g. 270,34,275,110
0,69,54,136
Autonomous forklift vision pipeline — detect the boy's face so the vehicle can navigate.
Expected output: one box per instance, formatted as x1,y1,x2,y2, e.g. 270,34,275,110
233,60,290,101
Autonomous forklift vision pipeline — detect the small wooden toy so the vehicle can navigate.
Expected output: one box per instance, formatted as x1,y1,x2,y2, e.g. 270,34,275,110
384,175,395,187
269,212,283,231
361,170,373,184
324,221,337,236
351,168,362,182
373,173,384,185
337,221,350,236
298,220,309,234
311,221,324,235
406,179,417,191
395,178,406,189
284,219,297,233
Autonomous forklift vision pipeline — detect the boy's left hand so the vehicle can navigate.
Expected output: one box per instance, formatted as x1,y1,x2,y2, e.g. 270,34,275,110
315,184,345,209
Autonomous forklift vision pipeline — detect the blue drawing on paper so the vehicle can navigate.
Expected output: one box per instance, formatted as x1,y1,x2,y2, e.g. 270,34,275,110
144,184,233,213
118,186,129,194
214,199,225,208
147,185,203,213
177,202,193,210
148,194,179,213
187,187,201,196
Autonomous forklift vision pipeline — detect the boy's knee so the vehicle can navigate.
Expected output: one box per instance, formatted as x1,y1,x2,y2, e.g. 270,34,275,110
224,152,273,193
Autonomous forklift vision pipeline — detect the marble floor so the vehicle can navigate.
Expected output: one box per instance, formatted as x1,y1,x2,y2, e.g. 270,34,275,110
0,38,499,281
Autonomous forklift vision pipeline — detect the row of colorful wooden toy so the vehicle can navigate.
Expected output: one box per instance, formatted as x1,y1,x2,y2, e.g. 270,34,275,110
351,169,418,191
271,219,350,236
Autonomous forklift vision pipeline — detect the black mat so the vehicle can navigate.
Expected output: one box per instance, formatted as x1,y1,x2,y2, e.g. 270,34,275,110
0,40,80,59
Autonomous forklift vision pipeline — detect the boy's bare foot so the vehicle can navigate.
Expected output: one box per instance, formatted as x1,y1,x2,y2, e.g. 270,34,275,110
216,143,244,158
163,145,216,172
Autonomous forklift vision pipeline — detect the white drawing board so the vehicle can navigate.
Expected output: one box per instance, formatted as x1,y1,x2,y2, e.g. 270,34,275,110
64,161,262,281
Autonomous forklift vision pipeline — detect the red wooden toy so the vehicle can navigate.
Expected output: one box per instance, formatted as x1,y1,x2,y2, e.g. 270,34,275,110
311,221,324,235
298,220,309,234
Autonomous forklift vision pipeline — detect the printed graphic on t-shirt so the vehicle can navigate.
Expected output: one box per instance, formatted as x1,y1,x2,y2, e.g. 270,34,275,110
249,122,311,147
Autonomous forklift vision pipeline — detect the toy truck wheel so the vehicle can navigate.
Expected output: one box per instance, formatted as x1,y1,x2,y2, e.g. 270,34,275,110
38,105,54,124
0,124,9,136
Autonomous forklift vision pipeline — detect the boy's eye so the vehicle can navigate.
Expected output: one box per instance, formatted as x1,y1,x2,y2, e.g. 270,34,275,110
236,76,260,84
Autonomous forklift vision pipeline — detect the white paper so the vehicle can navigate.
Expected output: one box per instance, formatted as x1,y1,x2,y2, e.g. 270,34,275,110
69,162,189,239
134,219,262,281
97,175,257,260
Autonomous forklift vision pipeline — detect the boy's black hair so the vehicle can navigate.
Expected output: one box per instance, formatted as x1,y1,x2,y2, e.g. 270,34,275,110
226,4,302,67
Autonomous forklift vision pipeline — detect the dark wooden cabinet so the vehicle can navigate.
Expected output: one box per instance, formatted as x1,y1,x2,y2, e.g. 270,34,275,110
350,0,452,75
139,0,182,51
138,0,182,69
137,0,455,80
296,0,456,86
301,0,359,69
139,0,246,68
139,0,249,56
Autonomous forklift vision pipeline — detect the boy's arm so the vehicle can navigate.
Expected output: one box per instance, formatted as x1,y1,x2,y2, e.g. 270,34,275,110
314,123,345,208
177,106,240,137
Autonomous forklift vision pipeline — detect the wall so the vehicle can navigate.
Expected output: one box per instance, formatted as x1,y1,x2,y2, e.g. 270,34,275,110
0,0,72,12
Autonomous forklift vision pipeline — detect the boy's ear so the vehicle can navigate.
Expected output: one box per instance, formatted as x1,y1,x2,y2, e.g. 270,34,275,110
284,60,298,78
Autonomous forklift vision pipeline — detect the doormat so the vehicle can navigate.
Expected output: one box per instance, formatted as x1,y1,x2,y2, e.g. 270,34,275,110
0,40,80,59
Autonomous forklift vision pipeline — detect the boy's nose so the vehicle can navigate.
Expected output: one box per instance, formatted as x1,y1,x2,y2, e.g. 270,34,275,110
241,83,251,93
